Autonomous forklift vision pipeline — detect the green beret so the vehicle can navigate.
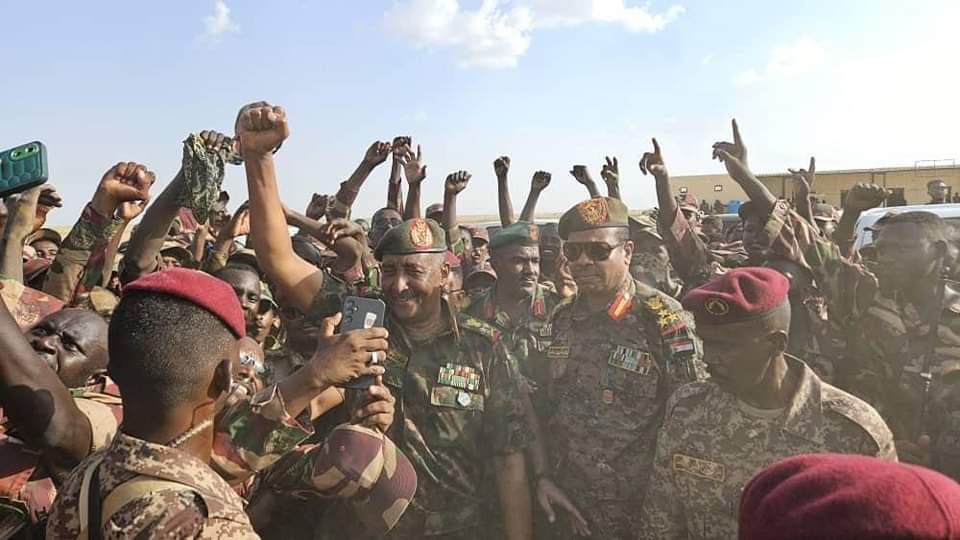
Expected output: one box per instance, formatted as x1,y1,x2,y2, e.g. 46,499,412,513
490,221,541,251
374,218,447,260
558,197,630,240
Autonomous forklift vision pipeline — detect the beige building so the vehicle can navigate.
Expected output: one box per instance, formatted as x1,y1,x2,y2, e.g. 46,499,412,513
672,161,960,211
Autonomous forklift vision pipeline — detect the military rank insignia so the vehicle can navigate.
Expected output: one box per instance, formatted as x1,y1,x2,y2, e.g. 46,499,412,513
672,453,725,482
546,344,570,359
438,363,481,392
608,345,653,375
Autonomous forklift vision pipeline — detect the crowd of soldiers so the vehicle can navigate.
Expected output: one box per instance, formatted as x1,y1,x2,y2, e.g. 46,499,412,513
0,104,959,539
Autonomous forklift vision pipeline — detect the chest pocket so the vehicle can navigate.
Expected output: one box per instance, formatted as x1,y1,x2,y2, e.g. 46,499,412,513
603,344,660,400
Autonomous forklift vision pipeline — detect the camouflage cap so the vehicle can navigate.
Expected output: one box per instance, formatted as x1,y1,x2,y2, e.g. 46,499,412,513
558,197,630,240
812,203,840,222
228,248,260,274
308,424,417,536
464,268,497,290
26,228,62,247
628,215,663,241
678,193,700,211
489,221,540,251
462,224,490,245
160,239,192,263
374,218,448,260
425,203,444,218
259,281,278,310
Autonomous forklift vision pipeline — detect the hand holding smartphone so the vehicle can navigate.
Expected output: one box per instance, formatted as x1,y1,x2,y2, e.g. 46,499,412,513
338,296,387,390
0,142,48,198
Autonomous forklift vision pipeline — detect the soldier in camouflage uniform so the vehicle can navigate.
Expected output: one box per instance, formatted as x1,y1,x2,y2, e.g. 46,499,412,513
639,268,895,540
540,196,703,539
239,105,532,539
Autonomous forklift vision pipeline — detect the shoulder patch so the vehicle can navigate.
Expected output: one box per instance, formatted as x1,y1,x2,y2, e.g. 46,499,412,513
457,313,501,343
821,384,893,454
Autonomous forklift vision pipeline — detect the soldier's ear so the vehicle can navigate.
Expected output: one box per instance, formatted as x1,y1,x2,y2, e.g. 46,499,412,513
211,356,233,400
622,240,634,264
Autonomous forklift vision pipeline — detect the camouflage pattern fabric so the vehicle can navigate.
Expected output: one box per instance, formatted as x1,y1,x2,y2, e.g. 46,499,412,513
544,278,704,539
0,277,64,329
43,203,124,304
46,433,258,538
929,374,960,481
176,133,229,224
639,356,896,539
465,282,568,417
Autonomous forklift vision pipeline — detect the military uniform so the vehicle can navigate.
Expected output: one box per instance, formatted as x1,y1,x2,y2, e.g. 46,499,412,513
542,196,703,539
640,356,896,539
44,203,125,304
46,433,257,538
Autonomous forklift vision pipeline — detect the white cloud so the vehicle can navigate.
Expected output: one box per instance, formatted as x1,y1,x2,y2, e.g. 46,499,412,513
385,0,683,68
734,37,825,86
204,0,239,40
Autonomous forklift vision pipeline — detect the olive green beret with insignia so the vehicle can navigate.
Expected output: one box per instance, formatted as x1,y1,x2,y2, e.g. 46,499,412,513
374,218,448,260
558,197,630,240
490,221,541,251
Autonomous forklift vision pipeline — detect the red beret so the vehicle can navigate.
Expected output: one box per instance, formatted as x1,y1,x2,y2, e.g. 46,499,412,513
123,268,245,338
739,454,960,540
681,267,788,326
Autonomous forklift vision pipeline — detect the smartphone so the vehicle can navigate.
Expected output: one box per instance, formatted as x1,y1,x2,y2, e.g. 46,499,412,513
338,296,387,390
0,141,48,198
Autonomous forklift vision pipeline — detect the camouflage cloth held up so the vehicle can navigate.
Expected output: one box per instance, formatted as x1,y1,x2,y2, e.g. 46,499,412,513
639,356,896,540
544,278,704,539
176,133,230,224
46,432,258,538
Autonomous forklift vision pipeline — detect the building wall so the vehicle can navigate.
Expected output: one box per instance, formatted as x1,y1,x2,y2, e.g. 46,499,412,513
672,165,960,210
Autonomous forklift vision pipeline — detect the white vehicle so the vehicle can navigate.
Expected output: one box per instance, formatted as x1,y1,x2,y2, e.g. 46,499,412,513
852,203,960,251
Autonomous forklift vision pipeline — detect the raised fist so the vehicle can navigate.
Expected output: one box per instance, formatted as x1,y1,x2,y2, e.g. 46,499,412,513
363,141,391,167
494,156,511,178
445,170,471,195
92,162,156,217
531,170,552,191
844,182,888,212
237,105,289,158
569,165,593,186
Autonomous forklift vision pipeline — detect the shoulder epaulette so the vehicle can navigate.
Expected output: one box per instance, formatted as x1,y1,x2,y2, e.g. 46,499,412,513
457,313,502,343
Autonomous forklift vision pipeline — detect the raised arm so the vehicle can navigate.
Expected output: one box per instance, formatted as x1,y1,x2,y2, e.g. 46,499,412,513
569,165,601,198
495,156,515,226
328,141,391,220
284,209,365,275
711,119,777,214
388,136,409,213
519,171,551,222
0,185,59,282
836,183,888,257
400,144,426,220
642,139,679,229
240,105,324,313
202,203,249,273
442,171,471,246
789,157,816,225
601,156,621,200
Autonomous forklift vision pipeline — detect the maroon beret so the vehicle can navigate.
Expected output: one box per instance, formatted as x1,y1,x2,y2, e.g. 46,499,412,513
740,453,960,540
123,268,245,338
681,267,788,326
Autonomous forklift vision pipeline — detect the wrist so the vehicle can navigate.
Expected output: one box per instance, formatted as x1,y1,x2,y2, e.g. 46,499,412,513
90,193,118,219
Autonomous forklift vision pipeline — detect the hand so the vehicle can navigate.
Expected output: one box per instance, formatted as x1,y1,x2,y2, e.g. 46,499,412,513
531,170,552,192
4,184,51,238
33,186,63,231
392,136,412,159
237,105,289,159
896,435,931,467
712,118,748,167
398,145,426,185
199,130,230,153
537,477,591,537
600,156,619,185
318,218,364,246
308,313,388,387
569,165,594,187
224,203,251,238
363,141,392,167
305,193,331,221
494,156,511,179
843,182,888,212
350,377,396,433
445,170,471,196
639,138,668,179
118,200,147,222
788,157,816,198
91,162,156,218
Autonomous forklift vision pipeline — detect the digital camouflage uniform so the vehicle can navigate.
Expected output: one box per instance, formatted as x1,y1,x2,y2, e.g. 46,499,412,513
639,356,896,540
928,362,960,481
43,203,125,306
0,277,64,330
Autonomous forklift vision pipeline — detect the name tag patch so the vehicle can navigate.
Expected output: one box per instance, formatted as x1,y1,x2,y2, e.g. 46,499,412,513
608,346,653,375
673,453,725,482
547,345,570,359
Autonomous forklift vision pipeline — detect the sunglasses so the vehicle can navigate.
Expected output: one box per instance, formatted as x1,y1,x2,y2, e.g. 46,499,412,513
562,241,624,262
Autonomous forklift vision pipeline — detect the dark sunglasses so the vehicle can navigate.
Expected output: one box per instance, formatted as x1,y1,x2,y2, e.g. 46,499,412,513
562,241,624,262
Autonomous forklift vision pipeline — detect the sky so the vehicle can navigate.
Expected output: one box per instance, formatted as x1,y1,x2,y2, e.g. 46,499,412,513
3,0,959,223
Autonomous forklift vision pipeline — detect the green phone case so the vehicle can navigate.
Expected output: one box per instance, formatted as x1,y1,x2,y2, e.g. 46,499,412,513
0,141,48,197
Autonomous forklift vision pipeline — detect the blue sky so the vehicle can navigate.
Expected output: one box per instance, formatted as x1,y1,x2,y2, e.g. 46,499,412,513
3,1,958,223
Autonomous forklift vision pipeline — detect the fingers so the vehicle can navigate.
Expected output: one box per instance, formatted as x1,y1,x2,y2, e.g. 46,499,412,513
613,156,618,169
416,144,422,160
537,491,556,523
319,313,342,337
809,156,816,173
360,338,390,353
652,137,661,155
732,118,742,146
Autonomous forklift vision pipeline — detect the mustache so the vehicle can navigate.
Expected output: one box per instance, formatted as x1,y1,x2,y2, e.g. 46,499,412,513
387,290,418,302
